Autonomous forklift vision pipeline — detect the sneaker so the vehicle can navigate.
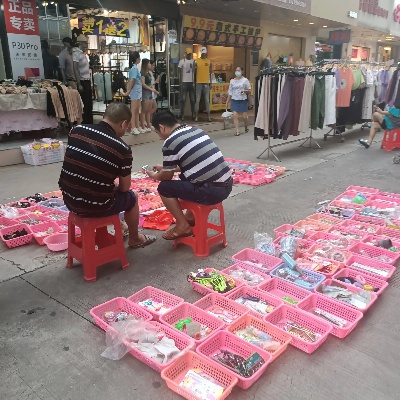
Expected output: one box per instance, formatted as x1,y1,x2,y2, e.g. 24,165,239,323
138,128,146,134
145,127,151,133
132,128,140,135
150,126,155,130
359,139,370,149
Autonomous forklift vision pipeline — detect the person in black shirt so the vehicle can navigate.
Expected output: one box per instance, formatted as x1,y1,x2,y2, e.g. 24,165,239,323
41,40,59,80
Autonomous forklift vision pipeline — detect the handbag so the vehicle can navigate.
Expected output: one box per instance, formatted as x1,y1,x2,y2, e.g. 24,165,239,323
221,110,233,118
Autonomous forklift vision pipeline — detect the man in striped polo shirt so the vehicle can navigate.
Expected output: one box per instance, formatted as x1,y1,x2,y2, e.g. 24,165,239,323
146,111,232,240
59,103,156,249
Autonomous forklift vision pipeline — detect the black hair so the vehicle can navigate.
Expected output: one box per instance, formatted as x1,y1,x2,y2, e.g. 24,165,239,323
129,51,140,68
149,59,155,65
141,58,150,74
41,40,50,50
103,103,132,124
236,66,244,71
152,111,178,130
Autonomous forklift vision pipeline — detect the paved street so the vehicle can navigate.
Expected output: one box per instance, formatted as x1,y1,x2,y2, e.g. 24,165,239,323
1,124,399,400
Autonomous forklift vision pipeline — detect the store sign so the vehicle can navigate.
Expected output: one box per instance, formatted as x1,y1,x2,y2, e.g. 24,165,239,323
253,0,311,14
358,0,391,31
359,0,389,18
328,29,351,45
210,83,254,111
3,0,43,79
78,15,130,37
390,1,400,36
182,15,263,49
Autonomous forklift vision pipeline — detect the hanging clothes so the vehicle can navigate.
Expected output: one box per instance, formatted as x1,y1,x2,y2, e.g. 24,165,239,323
324,75,336,126
386,69,400,106
352,69,365,90
362,69,375,120
298,75,314,133
337,88,366,128
379,69,390,103
336,67,354,107
285,75,305,138
311,75,326,130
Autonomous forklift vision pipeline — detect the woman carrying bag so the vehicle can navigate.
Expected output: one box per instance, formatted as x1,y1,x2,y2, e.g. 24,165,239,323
225,66,251,136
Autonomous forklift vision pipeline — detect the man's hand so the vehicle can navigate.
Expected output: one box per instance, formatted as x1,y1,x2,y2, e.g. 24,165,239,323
77,84,83,92
152,164,163,172
146,170,157,179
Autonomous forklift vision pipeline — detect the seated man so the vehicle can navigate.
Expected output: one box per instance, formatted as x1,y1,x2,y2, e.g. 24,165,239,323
59,102,156,249
359,105,400,149
146,111,232,240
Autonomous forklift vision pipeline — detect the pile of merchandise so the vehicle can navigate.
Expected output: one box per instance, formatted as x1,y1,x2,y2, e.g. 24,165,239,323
89,185,399,399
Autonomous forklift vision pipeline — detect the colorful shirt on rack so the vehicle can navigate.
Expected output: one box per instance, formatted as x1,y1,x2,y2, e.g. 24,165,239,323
383,107,400,130
336,67,354,107
228,77,251,101
351,69,365,90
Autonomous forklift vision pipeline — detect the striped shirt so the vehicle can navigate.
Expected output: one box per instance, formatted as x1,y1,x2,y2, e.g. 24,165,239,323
59,121,133,214
162,125,231,183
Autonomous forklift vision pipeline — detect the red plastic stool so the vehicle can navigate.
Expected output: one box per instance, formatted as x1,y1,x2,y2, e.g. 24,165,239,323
381,129,400,151
173,200,227,257
67,213,129,282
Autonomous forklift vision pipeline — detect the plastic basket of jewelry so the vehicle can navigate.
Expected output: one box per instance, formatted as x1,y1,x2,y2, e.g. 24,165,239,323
345,254,395,281
349,242,400,266
0,223,33,248
273,236,315,259
0,216,19,229
329,200,365,212
295,254,341,279
317,204,356,220
350,213,386,226
37,198,65,210
161,351,238,400
306,213,342,226
328,225,368,242
335,191,371,204
127,286,184,321
196,330,272,389
225,314,292,361
274,224,312,240
90,297,153,333
307,243,352,264
308,231,357,250
339,220,383,235
29,221,62,245
293,219,331,234
346,186,379,194
221,264,271,288
15,212,50,226
362,234,400,253
297,293,363,339
264,305,332,354
231,248,282,273
159,302,226,345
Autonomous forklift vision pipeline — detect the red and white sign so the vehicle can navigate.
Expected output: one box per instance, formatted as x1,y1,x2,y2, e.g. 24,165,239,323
4,0,40,36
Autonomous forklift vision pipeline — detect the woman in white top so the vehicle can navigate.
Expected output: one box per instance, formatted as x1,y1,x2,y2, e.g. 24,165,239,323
226,66,251,136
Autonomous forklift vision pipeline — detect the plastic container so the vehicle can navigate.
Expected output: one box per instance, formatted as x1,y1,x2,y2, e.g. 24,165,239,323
257,278,312,306
296,293,363,339
127,286,184,321
189,268,244,297
333,268,389,296
265,305,332,354
307,243,352,264
378,191,400,199
0,205,27,218
193,293,249,326
43,232,68,251
0,223,33,248
226,314,292,361
196,331,272,389
382,227,400,241
221,264,271,288
159,302,225,345
369,195,400,206
308,231,356,249
295,254,341,279
161,351,238,400
350,214,386,226
29,221,62,245
362,234,400,250
328,225,368,242
231,248,282,273
0,216,19,229
123,321,195,373
329,200,365,212
306,213,342,226
349,242,400,265
38,198,65,209
274,224,311,239
273,237,314,259
335,191,372,203
15,213,50,226
42,190,62,198
43,209,69,222
345,254,395,281
90,297,153,333
294,219,331,234
346,186,379,194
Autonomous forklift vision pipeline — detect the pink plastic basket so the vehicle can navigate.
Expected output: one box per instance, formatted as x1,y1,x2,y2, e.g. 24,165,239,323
226,314,292,361
0,205,27,217
370,195,400,205
193,293,249,326
294,219,331,234
196,331,272,389
297,293,363,339
257,278,312,306
273,237,314,259
221,264,271,288
329,200,365,212
345,254,395,281
274,224,311,239
127,286,184,321
350,214,386,226
264,305,332,354
349,242,399,265
159,302,225,345
89,297,153,332
15,213,50,226
232,248,282,273
42,190,62,198
362,234,400,250
366,199,398,209
123,321,195,373
0,216,19,229
306,214,342,226
340,220,382,235
378,191,400,199
346,186,379,194
189,268,244,297
333,268,389,296
335,191,372,203
295,254,341,279
44,209,69,222
307,243,352,264
382,227,400,241
29,221,62,245
0,223,33,248
328,225,367,241
308,231,357,250
161,351,238,400
226,286,284,319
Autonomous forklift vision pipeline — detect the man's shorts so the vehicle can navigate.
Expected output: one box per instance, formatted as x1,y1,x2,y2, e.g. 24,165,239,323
100,190,136,217
158,180,232,206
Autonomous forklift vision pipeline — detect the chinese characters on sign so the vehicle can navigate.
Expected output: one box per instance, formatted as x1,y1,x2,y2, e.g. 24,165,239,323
4,0,39,35
78,15,130,37
328,29,351,45
182,15,263,49
359,0,389,19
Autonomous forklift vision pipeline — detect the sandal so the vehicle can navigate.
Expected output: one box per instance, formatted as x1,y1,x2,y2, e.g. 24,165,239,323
162,226,193,240
234,132,240,136
245,127,249,133
183,211,195,227
129,234,157,249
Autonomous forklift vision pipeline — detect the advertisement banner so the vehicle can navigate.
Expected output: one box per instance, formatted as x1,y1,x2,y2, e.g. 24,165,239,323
78,15,130,37
390,0,400,36
253,0,311,14
210,83,254,111
328,29,351,45
358,0,391,32
182,15,263,49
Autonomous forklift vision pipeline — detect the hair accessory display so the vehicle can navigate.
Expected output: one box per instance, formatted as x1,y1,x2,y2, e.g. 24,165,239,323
188,269,236,294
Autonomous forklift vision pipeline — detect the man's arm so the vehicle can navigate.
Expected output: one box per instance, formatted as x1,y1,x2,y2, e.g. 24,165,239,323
73,62,82,91
59,53,67,84
146,169,174,181
118,175,131,192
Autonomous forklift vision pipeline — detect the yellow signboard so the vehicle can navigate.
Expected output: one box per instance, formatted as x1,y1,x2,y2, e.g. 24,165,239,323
210,83,254,111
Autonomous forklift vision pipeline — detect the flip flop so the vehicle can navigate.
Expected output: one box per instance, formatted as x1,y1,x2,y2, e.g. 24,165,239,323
162,226,193,240
129,234,157,249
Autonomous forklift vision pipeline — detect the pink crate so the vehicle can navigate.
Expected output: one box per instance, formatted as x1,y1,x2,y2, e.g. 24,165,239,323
226,286,284,319
349,242,399,265
123,321,195,373
274,224,314,240
335,191,372,203
0,223,33,248
378,191,400,199
328,225,367,241
333,268,389,296
297,293,363,339
221,264,271,288
346,254,395,281
159,302,225,345
294,219,331,233
306,214,342,226
189,268,244,297
366,199,398,209
44,209,69,222
315,279,378,313
307,243,352,264
329,200,365,212
127,286,184,321
264,305,332,354
296,254,341,279
346,186,379,194
226,314,292,361
362,234,400,250
0,205,27,218
308,231,357,250
89,297,153,332
231,248,282,273
161,351,238,400
29,221,62,245
382,227,400,241
258,278,312,306
196,331,272,389
350,214,386,226
193,293,249,326
273,237,314,259
15,213,50,226
371,195,400,205
0,216,19,229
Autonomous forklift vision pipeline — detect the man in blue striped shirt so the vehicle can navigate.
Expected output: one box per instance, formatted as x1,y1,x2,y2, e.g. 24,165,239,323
147,111,232,240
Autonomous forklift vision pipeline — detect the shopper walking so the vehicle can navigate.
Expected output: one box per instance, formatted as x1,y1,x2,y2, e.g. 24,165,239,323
226,66,251,136
41,40,59,79
140,59,159,132
59,37,76,89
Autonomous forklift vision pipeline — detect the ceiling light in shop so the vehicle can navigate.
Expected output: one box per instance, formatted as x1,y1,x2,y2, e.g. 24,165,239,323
378,40,381,42
323,25,327,28
309,22,314,25
293,19,298,22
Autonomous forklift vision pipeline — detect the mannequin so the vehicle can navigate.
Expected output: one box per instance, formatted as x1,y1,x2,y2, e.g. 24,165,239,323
178,47,195,120
194,47,212,122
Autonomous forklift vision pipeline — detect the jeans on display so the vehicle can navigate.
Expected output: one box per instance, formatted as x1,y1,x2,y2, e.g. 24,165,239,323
195,84,210,114
181,82,195,117
80,80,93,124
